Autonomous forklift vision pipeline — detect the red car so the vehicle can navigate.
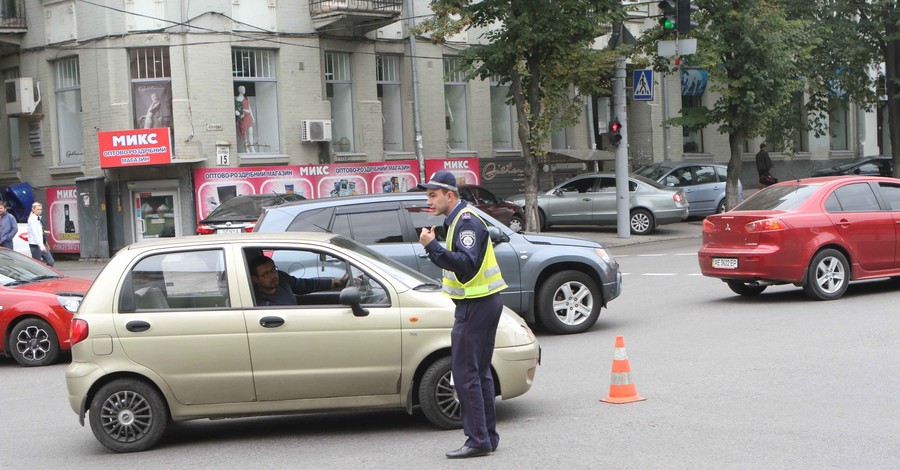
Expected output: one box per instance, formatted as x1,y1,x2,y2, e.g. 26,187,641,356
0,248,93,366
698,176,900,300
458,185,525,232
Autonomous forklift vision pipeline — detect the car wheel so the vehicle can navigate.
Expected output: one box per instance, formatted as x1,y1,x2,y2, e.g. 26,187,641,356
630,209,654,235
802,249,849,300
418,356,462,430
716,199,727,214
10,318,60,367
727,280,767,296
89,378,169,453
508,215,523,232
538,209,548,230
537,271,601,334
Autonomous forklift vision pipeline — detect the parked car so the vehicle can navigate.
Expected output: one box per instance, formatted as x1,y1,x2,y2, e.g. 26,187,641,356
66,232,540,452
459,184,525,232
196,193,306,234
506,173,689,235
0,248,92,366
256,193,622,334
634,162,742,217
698,176,900,300
810,156,893,177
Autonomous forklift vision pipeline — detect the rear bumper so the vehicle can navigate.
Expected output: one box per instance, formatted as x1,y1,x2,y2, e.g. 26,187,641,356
698,245,806,283
655,207,690,225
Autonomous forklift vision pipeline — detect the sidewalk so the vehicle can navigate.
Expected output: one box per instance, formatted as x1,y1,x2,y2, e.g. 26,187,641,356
52,221,703,279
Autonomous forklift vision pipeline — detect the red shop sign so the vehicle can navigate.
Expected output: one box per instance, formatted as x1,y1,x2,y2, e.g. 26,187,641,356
98,128,173,169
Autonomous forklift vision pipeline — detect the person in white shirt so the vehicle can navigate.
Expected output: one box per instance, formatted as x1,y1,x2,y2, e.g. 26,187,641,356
27,202,54,266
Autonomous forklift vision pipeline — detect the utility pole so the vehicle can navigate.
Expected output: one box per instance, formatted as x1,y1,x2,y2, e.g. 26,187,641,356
406,0,425,180
614,57,630,238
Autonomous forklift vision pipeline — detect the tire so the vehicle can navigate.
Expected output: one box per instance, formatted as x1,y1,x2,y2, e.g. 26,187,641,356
802,249,849,300
538,209,548,230
508,215,523,233
536,270,601,334
630,209,654,235
418,356,462,430
10,318,60,367
727,280,767,296
89,378,169,453
716,199,727,214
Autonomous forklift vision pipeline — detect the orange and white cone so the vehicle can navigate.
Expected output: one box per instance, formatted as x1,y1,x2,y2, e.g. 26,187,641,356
600,335,646,404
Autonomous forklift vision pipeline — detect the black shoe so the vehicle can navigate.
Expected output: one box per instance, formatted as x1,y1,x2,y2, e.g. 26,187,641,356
446,445,491,459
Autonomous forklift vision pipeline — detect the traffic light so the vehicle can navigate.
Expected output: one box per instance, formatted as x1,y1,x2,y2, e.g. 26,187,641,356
609,119,623,147
677,0,699,35
658,0,677,35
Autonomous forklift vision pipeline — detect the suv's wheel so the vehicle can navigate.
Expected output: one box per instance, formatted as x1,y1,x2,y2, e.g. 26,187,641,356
418,356,462,429
537,271,601,334
727,280,767,296
803,249,849,300
10,318,60,367
630,209,654,235
89,378,169,453
508,215,523,232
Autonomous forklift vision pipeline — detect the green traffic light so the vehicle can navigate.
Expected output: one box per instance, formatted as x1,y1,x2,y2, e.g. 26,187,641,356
659,18,675,31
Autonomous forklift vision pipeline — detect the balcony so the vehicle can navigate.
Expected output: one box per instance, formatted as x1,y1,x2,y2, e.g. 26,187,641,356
309,0,403,37
1,0,26,31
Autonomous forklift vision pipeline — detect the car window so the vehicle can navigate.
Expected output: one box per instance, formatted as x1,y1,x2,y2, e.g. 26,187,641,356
879,183,900,211
124,249,230,312
830,183,881,212
286,207,334,232
735,185,821,211
824,193,842,212
715,166,727,182
696,166,717,184
405,205,447,242
477,188,500,204
877,160,893,176
458,187,476,204
670,168,693,187
597,177,616,190
346,211,404,244
559,178,595,193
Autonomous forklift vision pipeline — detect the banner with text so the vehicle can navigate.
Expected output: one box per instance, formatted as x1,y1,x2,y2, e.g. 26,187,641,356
45,186,80,254
424,157,481,186
98,128,173,169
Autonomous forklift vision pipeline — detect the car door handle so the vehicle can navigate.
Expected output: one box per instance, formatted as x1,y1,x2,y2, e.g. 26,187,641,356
259,316,285,328
582,198,591,202
838,219,851,228
125,320,151,333
418,253,429,258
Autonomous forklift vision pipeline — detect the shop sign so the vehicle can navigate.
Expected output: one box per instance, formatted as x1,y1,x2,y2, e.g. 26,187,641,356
424,157,481,185
98,128,173,168
45,185,80,254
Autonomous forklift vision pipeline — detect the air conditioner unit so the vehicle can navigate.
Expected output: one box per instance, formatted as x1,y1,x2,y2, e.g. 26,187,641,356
301,119,332,142
5,78,36,115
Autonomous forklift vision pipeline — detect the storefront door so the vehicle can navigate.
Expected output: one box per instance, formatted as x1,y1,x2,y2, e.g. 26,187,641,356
133,190,181,242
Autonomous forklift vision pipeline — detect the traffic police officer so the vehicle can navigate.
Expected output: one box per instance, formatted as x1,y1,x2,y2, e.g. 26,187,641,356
418,170,507,459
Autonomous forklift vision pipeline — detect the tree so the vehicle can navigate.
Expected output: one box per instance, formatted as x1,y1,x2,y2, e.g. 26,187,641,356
416,1,625,231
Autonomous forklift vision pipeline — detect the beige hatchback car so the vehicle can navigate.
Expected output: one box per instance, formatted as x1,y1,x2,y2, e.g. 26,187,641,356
66,233,540,453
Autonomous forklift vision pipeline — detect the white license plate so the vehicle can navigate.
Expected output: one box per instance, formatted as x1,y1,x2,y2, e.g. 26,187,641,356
217,228,242,234
712,258,738,269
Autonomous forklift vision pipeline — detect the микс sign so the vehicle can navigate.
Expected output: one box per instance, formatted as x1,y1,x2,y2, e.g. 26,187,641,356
98,128,173,168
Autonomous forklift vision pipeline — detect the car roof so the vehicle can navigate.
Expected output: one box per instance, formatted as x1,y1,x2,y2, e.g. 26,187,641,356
780,175,894,185
124,231,341,251
268,192,429,214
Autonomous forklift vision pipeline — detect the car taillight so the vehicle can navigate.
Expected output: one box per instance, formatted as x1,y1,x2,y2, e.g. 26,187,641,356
702,219,717,232
746,218,786,232
673,192,685,203
244,224,255,232
197,225,215,235
70,318,89,345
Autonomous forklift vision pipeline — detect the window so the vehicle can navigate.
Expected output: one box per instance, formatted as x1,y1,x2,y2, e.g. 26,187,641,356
130,48,173,132
346,211,404,245
377,55,402,152
667,168,693,187
560,177,597,193
3,68,19,170
490,78,514,150
54,57,84,166
829,98,849,151
830,183,880,212
326,52,354,153
551,121,569,149
444,57,469,150
286,207,334,232
681,95,703,153
715,166,728,182
879,183,900,211
695,166,717,184
233,48,279,154
124,250,230,312
475,187,500,205
405,204,447,242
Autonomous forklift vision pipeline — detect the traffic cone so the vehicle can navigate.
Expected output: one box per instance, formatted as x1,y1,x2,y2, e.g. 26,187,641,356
600,335,646,404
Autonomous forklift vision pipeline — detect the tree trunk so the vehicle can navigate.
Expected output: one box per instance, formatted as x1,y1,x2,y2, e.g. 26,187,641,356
886,23,900,177
511,67,541,232
727,130,746,208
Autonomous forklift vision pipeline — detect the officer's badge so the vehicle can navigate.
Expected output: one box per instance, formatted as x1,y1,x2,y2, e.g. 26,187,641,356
460,230,476,248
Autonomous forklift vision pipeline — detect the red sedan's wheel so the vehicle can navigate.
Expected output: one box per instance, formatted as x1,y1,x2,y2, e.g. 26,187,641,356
803,249,849,300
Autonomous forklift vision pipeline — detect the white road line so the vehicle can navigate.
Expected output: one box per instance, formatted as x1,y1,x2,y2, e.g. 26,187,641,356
636,253,666,257
675,253,698,256
643,273,678,276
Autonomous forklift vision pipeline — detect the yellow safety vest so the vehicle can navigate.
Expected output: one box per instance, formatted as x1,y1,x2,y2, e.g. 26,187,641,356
442,207,507,299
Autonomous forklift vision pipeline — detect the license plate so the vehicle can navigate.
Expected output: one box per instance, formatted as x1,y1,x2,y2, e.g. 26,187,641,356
217,228,242,234
712,258,738,269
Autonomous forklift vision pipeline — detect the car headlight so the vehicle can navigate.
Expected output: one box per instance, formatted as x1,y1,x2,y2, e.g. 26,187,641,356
495,309,536,347
57,296,83,313
594,247,614,263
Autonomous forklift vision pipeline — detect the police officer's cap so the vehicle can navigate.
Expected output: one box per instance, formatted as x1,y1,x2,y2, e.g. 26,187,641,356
417,170,458,192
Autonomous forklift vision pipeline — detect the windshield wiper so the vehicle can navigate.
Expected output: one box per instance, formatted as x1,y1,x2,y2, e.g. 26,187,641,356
413,282,443,291
29,275,63,282
3,280,29,287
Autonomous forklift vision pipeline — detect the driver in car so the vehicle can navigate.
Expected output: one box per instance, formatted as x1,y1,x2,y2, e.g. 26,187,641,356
249,255,348,306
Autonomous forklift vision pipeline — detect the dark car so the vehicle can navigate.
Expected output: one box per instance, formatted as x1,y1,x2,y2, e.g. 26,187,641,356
457,185,525,232
810,156,893,177
635,162,743,217
197,193,306,234
255,193,622,334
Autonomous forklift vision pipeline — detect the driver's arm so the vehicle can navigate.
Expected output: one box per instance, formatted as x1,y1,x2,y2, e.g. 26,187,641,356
286,273,337,295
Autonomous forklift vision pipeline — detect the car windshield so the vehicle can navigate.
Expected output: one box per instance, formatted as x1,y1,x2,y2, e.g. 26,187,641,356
205,195,304,221
734,184,821,211
328,236,440,289
0,249,62,286
634,165,672,181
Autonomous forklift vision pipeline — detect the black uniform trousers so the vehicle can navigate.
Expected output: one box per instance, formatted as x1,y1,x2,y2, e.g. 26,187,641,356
451,292,503,450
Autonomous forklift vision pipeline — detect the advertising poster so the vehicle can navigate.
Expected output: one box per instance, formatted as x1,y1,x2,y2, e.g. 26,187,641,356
313,160,419,197
424,157,480,186
98,128,173,168
193,167,313,220
45,186,80,254
132,81,173,130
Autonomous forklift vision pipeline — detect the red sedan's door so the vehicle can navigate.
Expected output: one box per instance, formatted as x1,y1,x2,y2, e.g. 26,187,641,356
825,183,895,272
875,181,900,268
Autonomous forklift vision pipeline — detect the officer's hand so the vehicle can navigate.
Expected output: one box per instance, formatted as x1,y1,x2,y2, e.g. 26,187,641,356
419,226,435,247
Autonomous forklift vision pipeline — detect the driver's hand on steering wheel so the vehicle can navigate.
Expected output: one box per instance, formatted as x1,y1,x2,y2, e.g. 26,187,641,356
332,273,350,289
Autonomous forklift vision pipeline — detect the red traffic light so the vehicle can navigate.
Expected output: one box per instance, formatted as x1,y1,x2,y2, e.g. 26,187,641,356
609,120,622,133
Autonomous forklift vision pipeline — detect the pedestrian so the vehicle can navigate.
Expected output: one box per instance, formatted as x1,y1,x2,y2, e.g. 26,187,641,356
0,200,17,250
417,170,507,459
756,143,777,187
27,202,54,266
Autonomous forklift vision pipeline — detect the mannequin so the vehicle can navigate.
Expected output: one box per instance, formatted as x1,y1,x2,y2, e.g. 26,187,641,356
235,85,256,152
142,93,161,129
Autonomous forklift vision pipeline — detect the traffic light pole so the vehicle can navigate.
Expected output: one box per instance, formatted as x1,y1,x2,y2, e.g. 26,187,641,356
614,56,630,238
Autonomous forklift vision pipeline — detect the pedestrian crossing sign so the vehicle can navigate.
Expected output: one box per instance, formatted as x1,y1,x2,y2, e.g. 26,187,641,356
633,69,653,101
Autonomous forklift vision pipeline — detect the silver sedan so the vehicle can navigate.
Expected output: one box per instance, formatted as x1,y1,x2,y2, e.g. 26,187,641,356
508,173,689,235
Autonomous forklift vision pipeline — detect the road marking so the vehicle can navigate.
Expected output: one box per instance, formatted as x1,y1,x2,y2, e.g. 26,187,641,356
643,273,678,276
636,253,667,257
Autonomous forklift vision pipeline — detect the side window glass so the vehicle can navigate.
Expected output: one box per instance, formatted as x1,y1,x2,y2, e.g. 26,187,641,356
286,207,334,232
696,166,717,184
406,206,447,242
560,178,593,193
857,163,877,174
824,193,842,212
715,166,728,182
332,214,351,237
347,211,404,244
597,178,616,190
458,187,475,204
673,168,692,186
878,183,900,211
664,173,680,186
628,180,637,192
833,183,880,212
348,263,390,306
127,250,229,311
479,188,500,204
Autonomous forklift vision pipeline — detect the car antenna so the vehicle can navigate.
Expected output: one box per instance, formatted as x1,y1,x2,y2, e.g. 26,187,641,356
788,172,800,183
271,191,286,203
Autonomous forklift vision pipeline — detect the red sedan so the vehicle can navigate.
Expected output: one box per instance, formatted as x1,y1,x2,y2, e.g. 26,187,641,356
698,176,900,300
0,248,93,366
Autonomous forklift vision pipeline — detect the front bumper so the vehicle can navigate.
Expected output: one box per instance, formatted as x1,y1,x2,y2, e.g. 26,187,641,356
491,340,540,400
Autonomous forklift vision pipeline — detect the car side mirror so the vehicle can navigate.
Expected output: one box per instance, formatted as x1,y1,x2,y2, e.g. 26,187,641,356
552,188,563,196
487,226,509,244
339,286,369,317
666,182,675,187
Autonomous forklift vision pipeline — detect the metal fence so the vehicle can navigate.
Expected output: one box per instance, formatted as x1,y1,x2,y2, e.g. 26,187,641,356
0,0,26,29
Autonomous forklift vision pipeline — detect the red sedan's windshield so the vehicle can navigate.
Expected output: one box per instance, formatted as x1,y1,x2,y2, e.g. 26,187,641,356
736,184,822,211
0,249,61,286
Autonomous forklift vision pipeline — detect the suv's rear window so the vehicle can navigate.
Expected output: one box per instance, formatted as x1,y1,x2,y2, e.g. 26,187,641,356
735,184,821,211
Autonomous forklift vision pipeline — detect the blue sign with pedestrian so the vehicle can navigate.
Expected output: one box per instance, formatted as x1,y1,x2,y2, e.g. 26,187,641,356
633,69,653,101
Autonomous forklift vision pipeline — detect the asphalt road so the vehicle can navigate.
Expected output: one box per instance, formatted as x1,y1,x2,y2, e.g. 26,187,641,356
3,233,899,468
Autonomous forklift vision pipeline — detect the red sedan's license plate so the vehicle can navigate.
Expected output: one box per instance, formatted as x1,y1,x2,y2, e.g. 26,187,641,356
712,257,738,269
